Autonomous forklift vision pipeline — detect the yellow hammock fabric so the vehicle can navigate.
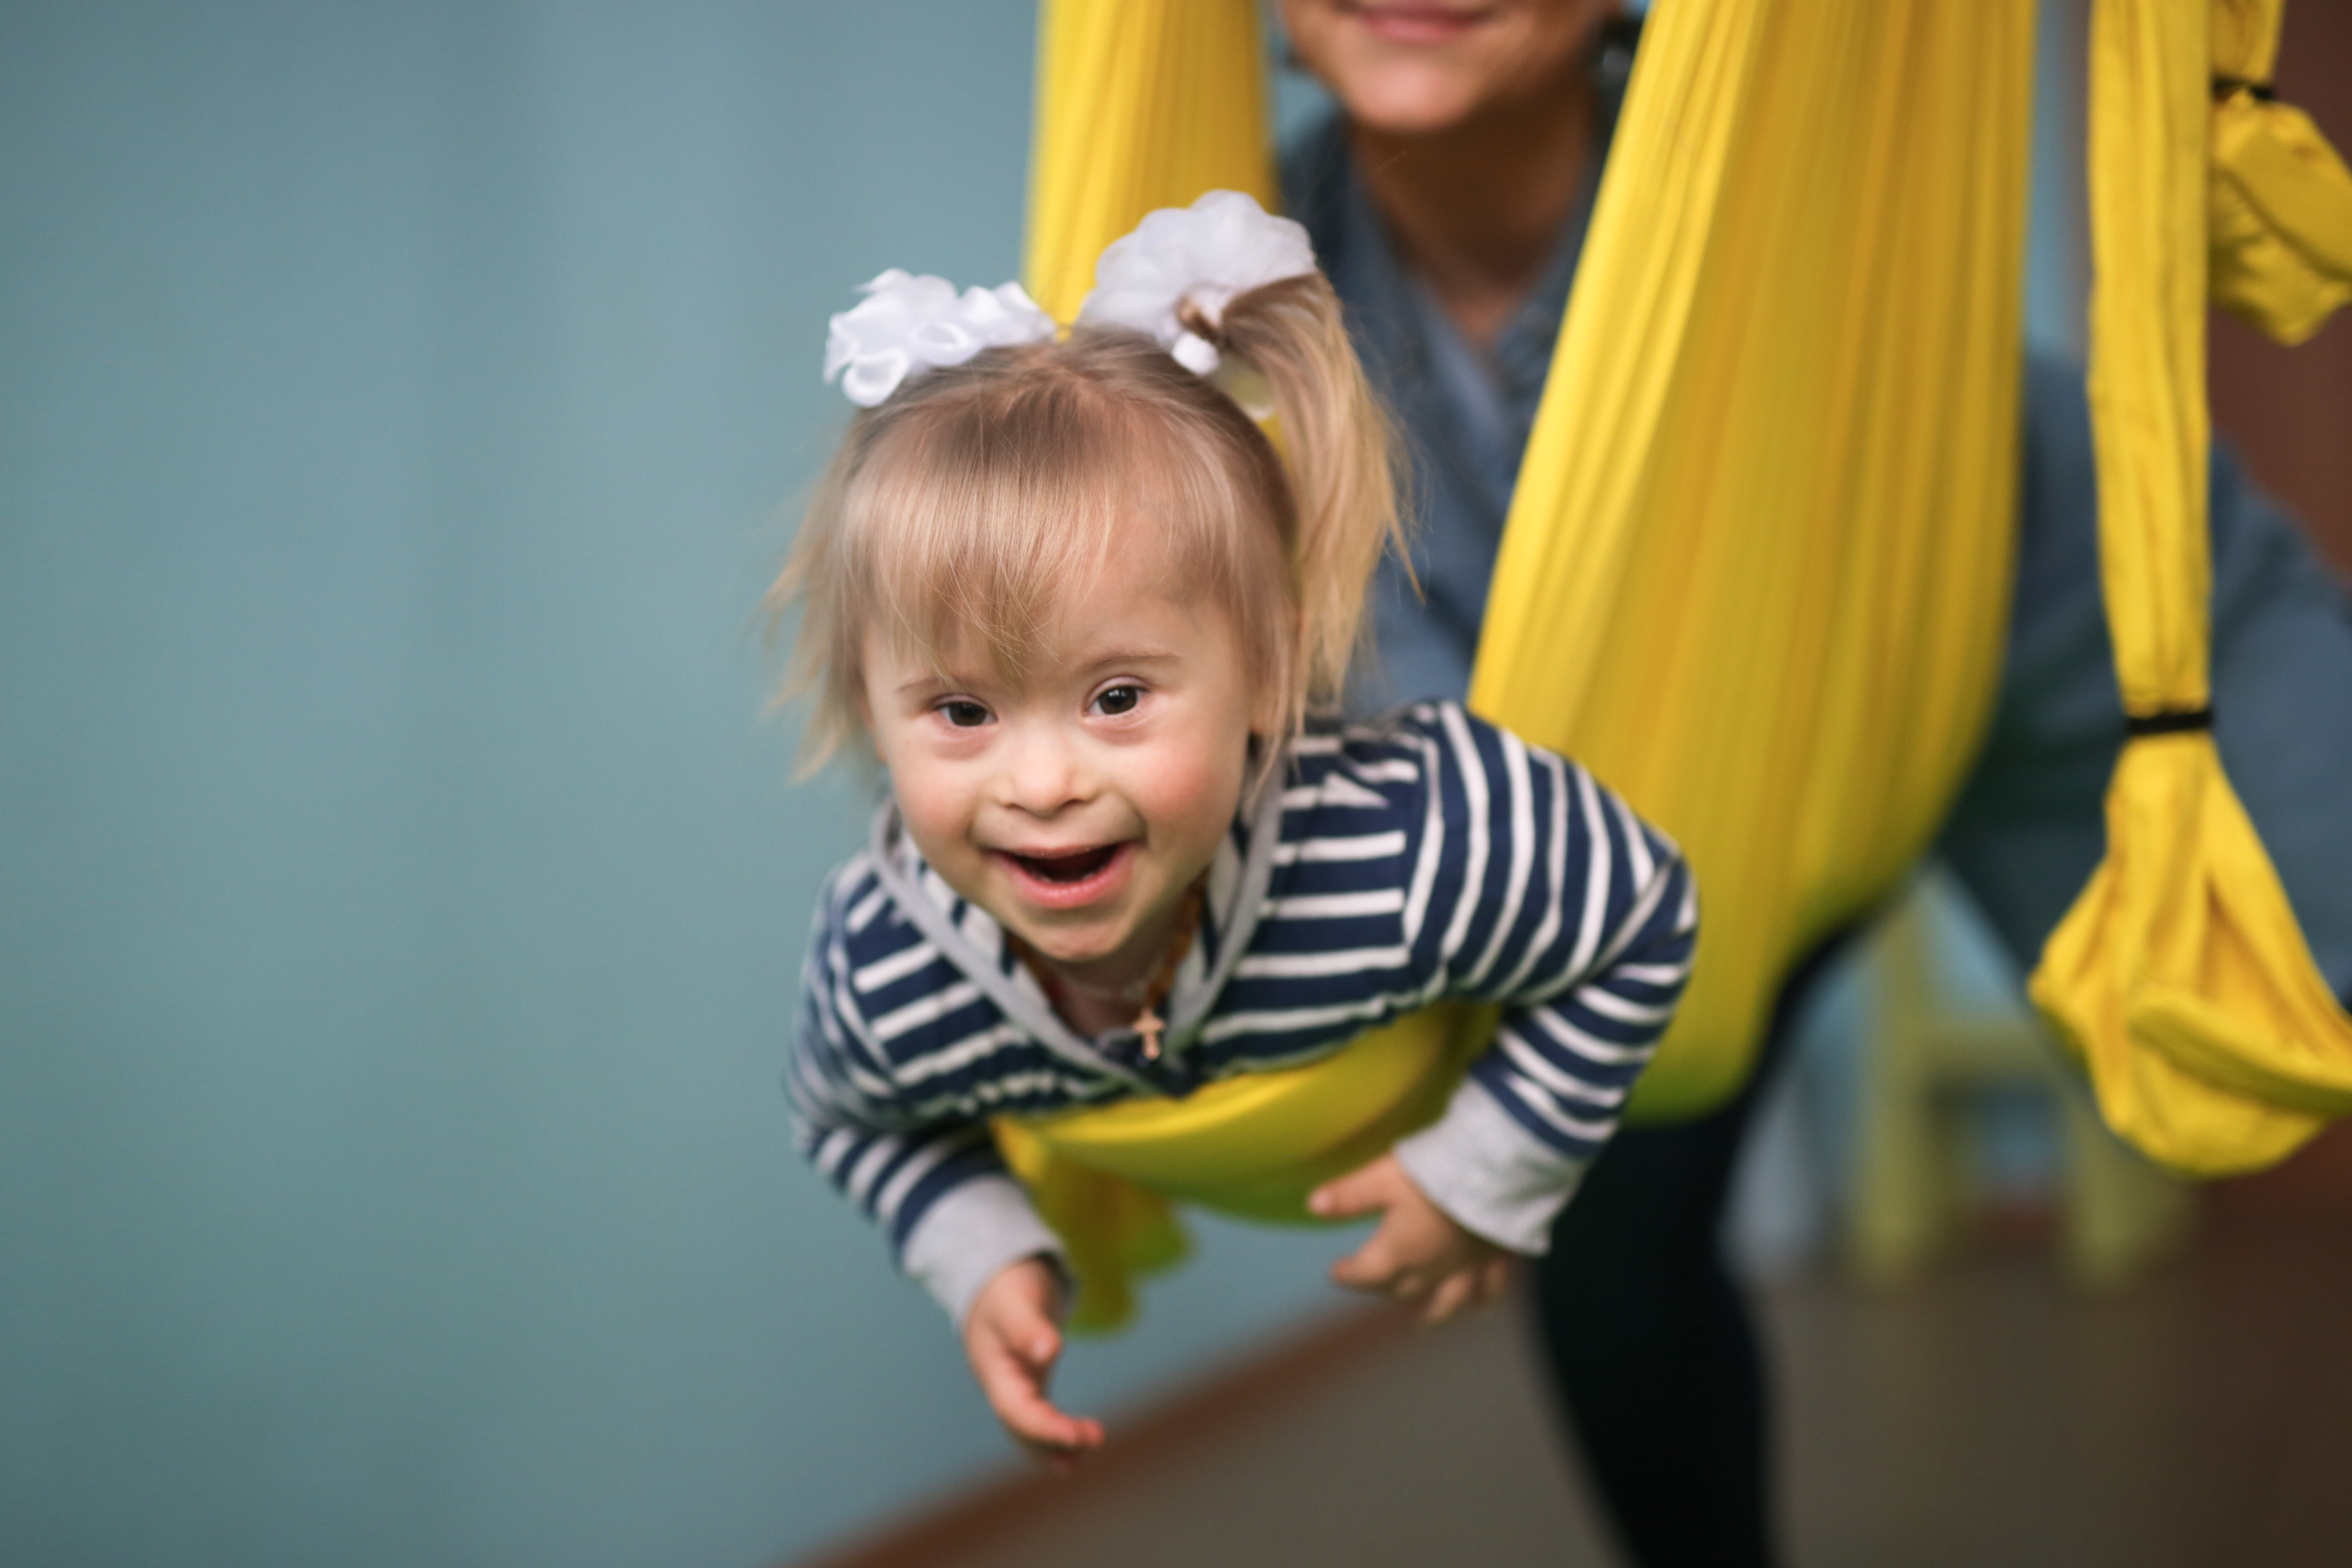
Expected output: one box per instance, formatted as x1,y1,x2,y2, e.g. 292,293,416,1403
2025,0,2352,1176
1022,0,1275,325
1005,0,2036,1327
995,1006,1491,1330
1469,0,2034,1121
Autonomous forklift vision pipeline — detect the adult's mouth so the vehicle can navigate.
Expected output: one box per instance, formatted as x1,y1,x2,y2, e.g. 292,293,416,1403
1341,2,1495,47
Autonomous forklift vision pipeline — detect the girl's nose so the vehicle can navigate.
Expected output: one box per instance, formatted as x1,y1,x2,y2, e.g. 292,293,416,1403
1000,722,1092,815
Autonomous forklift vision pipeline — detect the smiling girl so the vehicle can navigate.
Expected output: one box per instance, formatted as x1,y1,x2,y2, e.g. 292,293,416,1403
776,193,1695,1461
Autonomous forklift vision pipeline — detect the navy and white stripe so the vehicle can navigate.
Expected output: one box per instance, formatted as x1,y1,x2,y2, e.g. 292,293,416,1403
787,702,1697,1287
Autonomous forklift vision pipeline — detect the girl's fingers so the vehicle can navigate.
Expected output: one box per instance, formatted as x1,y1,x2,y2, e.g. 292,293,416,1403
977,1346,1100,1454
1421,1270,1478,1326
1016,1412,1107,1462
1308,1158,1399,1221
962,1265,1105,1464
1332,1245,1434,1303
969,1315,1102,1459
1328,1230,1402,1292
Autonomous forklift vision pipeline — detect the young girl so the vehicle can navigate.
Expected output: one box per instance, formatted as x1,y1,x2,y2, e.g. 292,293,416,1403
778,192,1696,1460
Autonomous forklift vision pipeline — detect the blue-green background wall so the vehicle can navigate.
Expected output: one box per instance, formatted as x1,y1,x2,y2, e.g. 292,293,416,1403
0,7,1360,1566
0,4,2085,1566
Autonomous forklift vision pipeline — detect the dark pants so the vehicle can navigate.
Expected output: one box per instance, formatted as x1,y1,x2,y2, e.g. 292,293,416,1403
1527,940,1826,1568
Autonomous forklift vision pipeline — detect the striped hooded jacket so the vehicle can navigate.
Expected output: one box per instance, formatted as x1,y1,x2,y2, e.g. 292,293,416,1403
789,702,1698,1322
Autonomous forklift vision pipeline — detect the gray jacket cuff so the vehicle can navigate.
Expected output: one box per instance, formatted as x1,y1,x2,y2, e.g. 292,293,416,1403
1392,1081,1590,1256
898,1174,1067,1328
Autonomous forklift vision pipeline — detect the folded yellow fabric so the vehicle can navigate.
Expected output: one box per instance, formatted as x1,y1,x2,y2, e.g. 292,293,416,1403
2209,0,2352,345
2026,0,2352,1176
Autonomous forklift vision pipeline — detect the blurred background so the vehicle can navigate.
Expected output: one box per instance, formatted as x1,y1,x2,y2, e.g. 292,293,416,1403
4,4,2349,1568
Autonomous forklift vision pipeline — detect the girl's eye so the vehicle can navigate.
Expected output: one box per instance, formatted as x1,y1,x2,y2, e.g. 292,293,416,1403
939,699,991,728
1093,684,1143,717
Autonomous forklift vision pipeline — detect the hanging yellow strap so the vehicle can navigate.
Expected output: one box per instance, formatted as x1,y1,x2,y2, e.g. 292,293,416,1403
2208,0,2352,344
1022,0,1275,326
2025,0,2352,1176
1472,0,2036,1120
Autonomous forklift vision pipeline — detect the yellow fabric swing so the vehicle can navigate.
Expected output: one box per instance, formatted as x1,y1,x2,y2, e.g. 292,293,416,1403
1000,0,2352,1325
2027,0,2352,1176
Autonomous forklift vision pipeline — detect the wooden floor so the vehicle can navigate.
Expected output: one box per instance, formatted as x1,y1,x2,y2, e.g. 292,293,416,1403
1775,1198,2352,1568
814,1160,2352,1568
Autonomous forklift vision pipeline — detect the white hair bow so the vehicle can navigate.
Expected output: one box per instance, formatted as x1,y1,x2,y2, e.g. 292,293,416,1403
823,270,1057,408
1076,190,1316,376
823,192,1315,405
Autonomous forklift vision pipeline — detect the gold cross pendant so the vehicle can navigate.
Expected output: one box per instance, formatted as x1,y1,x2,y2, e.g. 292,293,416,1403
1134,1006,1165,1062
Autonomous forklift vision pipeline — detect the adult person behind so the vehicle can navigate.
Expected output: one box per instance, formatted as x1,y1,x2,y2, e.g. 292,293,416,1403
1277,2,2352,1564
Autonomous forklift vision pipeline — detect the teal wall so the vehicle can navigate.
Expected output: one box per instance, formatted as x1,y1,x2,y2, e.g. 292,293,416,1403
0,7,1355,1567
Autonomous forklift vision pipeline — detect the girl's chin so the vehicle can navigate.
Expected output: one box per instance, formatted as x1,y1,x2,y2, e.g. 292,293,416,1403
1022,939,1139,986
1004,910,1179,991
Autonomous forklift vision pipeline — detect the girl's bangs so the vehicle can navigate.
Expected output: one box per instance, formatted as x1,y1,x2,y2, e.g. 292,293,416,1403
840,394,1271,684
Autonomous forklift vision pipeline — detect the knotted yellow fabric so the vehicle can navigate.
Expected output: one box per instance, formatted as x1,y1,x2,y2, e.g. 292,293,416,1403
2025,0,2352,1175
2209,0,2352,344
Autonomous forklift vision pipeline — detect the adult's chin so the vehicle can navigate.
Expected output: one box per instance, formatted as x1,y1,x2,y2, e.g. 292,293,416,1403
1289,0,1612,137
1330,61,1493,136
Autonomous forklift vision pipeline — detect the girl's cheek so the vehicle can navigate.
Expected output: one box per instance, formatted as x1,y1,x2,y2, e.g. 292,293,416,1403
1140,735,1246,835
887,762,972,846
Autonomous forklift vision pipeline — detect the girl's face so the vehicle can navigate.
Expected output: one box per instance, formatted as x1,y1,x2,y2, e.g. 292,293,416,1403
862,557,1271,996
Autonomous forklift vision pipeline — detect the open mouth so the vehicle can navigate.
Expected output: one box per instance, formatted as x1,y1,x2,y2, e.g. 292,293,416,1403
993,841,1136,910
1010,845,1121,884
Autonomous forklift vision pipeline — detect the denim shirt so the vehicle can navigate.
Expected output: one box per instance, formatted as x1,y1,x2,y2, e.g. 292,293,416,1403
1281,110,1606,712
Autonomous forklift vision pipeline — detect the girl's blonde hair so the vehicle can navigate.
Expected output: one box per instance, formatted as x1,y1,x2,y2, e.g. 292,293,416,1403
771,271,1400,777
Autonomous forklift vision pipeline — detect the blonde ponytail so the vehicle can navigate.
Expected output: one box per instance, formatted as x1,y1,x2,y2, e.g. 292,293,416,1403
1195,274,1404,708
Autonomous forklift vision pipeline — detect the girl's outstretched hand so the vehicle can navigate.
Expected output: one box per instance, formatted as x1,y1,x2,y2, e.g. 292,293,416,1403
962,1257,1105,1468
1310,1154,1513,1325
